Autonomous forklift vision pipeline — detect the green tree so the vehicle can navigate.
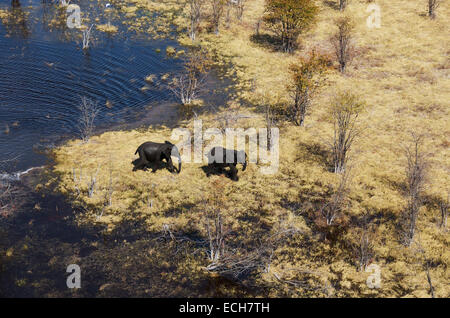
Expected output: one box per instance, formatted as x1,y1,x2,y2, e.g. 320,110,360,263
263,0,318,53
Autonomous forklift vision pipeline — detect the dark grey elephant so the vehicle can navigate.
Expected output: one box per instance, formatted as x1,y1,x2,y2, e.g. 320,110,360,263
206,146,247,181
132,141,181,173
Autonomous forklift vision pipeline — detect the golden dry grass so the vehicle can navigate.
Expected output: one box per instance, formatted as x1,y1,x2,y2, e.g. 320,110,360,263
50,0,450,297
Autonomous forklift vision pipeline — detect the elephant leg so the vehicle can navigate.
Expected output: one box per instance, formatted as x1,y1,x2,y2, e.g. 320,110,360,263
133,158,147,171
229,164,238,181
133,147,150,171
214,163,223,173
138,148,150,167
161,151,175,173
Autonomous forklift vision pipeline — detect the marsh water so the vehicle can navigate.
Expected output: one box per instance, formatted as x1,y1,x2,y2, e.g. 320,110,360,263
0,0,183,174
0,1,251,297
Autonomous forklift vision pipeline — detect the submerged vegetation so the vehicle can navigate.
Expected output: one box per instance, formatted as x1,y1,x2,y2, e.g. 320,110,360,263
1,0,448,297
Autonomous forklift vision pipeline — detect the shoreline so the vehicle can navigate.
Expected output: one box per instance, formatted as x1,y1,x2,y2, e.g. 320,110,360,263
0,166,46,182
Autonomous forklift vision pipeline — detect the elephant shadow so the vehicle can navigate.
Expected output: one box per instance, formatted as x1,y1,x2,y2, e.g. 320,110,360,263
131,158,171,173
201,165,238,181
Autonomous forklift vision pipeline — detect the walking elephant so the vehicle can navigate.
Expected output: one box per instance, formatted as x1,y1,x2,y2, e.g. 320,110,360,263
206,146,247,181
132,141,181,174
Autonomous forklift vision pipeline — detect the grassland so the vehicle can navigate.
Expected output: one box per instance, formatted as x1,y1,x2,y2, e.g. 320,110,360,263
47,0,449,297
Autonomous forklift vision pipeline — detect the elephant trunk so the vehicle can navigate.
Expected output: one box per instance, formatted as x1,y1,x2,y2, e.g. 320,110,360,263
242,152,248,171
172,145,182,173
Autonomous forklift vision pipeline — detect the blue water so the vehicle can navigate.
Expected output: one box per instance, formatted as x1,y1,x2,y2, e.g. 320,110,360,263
0,0,183,173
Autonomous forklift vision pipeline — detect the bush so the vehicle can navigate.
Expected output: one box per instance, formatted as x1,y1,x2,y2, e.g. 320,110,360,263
263,0,318,53
287,49,330,126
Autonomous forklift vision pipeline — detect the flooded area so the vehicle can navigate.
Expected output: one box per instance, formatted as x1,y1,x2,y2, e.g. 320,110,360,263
0,0,184,173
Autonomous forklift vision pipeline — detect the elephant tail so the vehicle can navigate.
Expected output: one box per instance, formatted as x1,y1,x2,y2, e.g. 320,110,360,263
135,143,144,155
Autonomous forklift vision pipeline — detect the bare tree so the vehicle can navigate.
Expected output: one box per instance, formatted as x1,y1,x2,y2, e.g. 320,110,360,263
201,180,228,268
77,96,99,142
205,209,226,264
402,134,428,246
72,166,83,196
204,211,301,279
255,18,261,35
88,165,100,198
104,162,114,207
0,181,13,215
331,16,354,73
235,0,246,20
225,0,232,28
329,91,364,174
169,48,211,105
95,163,114,220
358,229,373,271
265,104,276,151
428,0,440,19
288,49,329,126
0,158,20,216
439,193,448,229
82,24,93,50
354,212,375,271
338,0,349,11
0,165,13,214
201,180,266,278
415,236,435,298
425,259,435,298
209,104,253,133
320,167,351,225
188,0,204,40
210,0,226,34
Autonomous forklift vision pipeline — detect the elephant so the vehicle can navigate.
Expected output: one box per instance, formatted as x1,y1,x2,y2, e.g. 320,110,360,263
206,146,247,181
132,141,181,173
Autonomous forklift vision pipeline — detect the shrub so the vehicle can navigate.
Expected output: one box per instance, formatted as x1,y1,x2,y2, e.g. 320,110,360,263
328,91,364,174
330,16,354,73
288,49,330,126
77,96,99,143
263,0,318,53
